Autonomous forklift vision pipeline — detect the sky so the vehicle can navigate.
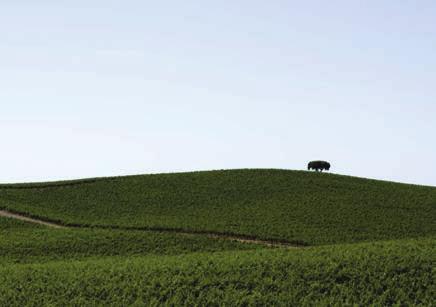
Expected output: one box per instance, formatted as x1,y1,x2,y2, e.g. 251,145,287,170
1,1,436,185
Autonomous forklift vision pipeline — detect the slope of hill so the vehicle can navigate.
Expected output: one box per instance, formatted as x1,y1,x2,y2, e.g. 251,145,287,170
0,169,434,245
0,169,435,305
0,217,259,265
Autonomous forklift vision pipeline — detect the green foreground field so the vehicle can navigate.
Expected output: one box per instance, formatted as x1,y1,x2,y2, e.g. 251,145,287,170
0,169,435,305
1,231,434,306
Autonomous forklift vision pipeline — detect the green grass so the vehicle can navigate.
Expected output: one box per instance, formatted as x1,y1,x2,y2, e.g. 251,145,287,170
0,216,41,230
0,217,259,264
0,169,435,245
0,169,434,305
0,237,434,306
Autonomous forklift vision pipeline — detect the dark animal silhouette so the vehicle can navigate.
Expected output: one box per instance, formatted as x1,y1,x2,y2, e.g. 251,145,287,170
308,161,331,172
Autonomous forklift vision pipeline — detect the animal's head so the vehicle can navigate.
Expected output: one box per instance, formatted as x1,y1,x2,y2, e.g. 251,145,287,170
325,162,331,170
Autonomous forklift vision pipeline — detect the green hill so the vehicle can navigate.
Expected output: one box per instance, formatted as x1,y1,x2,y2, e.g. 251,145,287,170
0,169,435,245
0,169,434,306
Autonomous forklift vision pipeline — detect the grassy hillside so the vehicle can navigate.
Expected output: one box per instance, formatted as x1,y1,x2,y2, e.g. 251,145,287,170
0,217,258,264
0,169,435,305
1,237,434,306
0,169,435,245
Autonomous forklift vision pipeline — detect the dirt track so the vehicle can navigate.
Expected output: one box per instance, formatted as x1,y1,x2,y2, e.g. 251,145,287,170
0,209,303,249
0,210,66,229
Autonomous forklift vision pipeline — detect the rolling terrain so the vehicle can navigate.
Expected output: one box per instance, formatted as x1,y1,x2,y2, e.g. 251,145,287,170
0,169,435,244
0,169,434,305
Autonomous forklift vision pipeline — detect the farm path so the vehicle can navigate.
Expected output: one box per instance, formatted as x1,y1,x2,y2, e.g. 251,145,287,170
0,210,66,229
0,209,303,249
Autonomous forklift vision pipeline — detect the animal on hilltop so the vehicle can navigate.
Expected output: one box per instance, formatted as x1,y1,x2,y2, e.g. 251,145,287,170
308,160,331,172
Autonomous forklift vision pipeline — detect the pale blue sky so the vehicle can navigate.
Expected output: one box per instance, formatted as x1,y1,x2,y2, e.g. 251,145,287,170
1,1,436,185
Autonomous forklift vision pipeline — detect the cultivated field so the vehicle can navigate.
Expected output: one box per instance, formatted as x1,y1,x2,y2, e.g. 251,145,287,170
0,169,434,305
